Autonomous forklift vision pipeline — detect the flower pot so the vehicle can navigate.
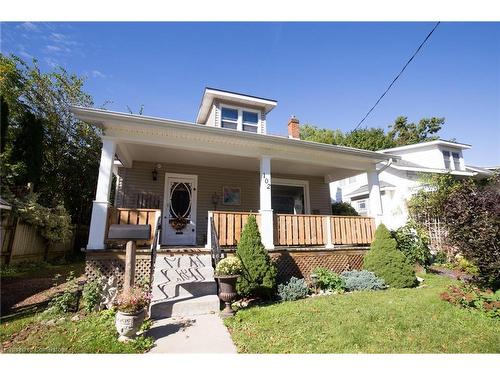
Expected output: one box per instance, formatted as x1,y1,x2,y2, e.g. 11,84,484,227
216,275,239,317
115,309,146,342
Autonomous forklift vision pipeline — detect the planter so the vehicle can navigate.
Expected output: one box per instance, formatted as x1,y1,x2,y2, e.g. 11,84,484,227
216,275,239,317
115,309,146,342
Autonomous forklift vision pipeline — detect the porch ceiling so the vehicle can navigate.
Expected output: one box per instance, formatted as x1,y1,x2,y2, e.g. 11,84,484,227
119,142,372,180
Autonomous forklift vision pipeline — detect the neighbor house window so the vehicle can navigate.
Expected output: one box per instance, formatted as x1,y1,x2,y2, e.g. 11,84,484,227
452,152,461,170
242,111,259,133
221,107,238,130
442,151,451,169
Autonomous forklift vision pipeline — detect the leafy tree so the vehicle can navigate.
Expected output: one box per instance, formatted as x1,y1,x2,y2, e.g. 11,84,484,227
331,201,359,216
299,116,444,151
442,176,500,290
363,224,416,288
236,215,277,299
0,54,101,250
392,220,432,267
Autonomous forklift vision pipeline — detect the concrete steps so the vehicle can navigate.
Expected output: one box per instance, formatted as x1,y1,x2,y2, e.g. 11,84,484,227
150,254,219,319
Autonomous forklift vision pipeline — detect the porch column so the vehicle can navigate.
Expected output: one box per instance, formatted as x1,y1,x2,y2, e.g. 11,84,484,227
87,139,116,250
259,156,274,249
367,169,383,226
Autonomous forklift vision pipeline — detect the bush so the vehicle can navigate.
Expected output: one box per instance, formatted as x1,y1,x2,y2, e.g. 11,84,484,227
442,177,500,290
432,251,448,264
455,255,480,276
340,270,385,291
47,271,79,314
215,257,242,276
392,220,431,267
277,277,309,301
236,215,277,299
363,224,416,288
331,202,359,216
313,267,345,292
440,283,500,319
82,278,104,312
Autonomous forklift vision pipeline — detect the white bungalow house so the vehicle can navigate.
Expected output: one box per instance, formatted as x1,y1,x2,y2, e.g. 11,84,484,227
72,88,398,317
331,139,493,230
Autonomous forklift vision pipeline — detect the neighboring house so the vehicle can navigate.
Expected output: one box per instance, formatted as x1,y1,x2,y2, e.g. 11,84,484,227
330,140,493,230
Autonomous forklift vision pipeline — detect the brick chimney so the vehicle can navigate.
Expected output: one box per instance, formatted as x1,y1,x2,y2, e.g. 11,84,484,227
288,116,300,140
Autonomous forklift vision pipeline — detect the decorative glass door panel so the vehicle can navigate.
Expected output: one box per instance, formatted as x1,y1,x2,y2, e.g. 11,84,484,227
162,174,197,245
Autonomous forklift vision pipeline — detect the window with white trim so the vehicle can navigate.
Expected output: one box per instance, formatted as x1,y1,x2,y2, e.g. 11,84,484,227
221,107,238,130
242,111,259,133
442,150,451,169
452,152,461,170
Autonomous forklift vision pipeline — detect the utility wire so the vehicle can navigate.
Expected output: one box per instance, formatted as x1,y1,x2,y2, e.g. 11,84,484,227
353,22,441,131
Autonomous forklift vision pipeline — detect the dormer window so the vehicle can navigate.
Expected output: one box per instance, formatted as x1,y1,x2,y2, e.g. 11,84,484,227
442,151,451,169
221,107,238,130
242,111,259,133
452,152,461,170
220,106,261,133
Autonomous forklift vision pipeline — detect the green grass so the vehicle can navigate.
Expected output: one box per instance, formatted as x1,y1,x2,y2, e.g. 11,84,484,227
0,259,85,279
225,274,500,353
0,310,154,353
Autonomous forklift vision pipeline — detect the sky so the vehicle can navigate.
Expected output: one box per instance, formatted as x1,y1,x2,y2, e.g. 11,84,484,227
1,22,499,166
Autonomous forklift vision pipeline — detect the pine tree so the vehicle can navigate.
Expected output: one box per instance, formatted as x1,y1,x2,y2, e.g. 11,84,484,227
364,224,416,288
236,215,277,299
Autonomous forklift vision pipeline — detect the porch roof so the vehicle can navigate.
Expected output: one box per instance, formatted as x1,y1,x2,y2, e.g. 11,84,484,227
72,106,399,180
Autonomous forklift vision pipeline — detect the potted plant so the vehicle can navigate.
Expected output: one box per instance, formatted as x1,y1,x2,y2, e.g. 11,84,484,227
114,287,151,342
214,256,242,317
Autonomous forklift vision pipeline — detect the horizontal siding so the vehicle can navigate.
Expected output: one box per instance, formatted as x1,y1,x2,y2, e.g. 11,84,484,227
118,161,332,245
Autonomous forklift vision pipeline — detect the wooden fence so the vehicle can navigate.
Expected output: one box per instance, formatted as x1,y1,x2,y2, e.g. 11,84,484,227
1,215,75,265
211,211,261,246
105,207,161,247
210,211,375,248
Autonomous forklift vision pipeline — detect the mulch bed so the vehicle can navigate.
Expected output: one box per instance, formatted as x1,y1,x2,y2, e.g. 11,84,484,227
427,265,473,281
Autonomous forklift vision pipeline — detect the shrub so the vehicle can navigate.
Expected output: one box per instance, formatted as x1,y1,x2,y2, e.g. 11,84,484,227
432,251,448,265
340,270,385,291
455,255,480,276
442,177,500,290
215,256,242,276
47,271,79,314
392,220,431,266
331,202,359,216
313,267,345,292
363,224,416,288
236,215,277,299
82,278,104,312
277,277,309,301
440,283,500,319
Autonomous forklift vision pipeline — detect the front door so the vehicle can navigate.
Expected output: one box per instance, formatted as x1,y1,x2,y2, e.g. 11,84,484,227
162,173,198,246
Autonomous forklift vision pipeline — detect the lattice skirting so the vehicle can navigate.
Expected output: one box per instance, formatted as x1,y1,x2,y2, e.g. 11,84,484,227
85,251,152,286
85,248,367,286
269,249,367,283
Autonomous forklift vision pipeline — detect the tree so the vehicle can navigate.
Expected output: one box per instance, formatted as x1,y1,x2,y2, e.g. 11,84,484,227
331,201,359,216
236,215,277,299
0,54,101,250
363,224,416,288
442,176,500,290
299,116,444,151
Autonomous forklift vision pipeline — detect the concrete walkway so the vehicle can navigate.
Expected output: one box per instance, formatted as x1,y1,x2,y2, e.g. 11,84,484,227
147,313,237,353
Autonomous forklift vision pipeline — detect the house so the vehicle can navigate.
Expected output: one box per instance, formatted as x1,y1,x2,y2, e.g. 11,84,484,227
330,139,493,230
72,87,397,317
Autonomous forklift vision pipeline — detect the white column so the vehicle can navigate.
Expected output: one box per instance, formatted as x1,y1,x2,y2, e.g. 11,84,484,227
367,169,383,227
325,216,334,249
87,139,116,250
259,156,274,249
205,211,213,249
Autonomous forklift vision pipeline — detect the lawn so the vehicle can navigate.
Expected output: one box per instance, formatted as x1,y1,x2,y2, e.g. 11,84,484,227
225,273,500,353
0,310,153,353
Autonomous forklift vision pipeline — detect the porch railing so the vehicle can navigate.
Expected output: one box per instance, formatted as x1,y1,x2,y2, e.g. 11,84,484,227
276,214,326,246
105,207,162,247
211,211,261,246
330,216,375,245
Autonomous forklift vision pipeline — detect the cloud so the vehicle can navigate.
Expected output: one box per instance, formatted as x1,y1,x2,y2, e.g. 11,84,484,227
91,70,108,79
18,22,39,32
44,57,59,68
16,44,33,60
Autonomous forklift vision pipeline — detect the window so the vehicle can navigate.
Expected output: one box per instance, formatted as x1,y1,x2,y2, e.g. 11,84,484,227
271,179,310,214
242,111,259,133
356,199,368,214
221,107,238,130
442,151,451,169
452,152,461,170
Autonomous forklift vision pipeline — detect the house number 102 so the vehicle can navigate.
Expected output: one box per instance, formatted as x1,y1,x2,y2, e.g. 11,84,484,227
262,173,271,190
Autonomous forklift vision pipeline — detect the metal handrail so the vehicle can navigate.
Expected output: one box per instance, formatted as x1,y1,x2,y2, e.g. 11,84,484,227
149,215,162,289
210,216,221,266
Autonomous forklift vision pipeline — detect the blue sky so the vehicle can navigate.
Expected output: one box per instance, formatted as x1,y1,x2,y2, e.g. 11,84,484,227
2,22,499,166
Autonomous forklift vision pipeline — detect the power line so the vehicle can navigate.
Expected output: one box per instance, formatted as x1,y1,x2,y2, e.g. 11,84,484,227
353,22,441,131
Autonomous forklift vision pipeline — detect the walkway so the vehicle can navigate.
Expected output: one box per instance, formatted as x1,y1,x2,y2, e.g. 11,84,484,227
147,313,237,353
